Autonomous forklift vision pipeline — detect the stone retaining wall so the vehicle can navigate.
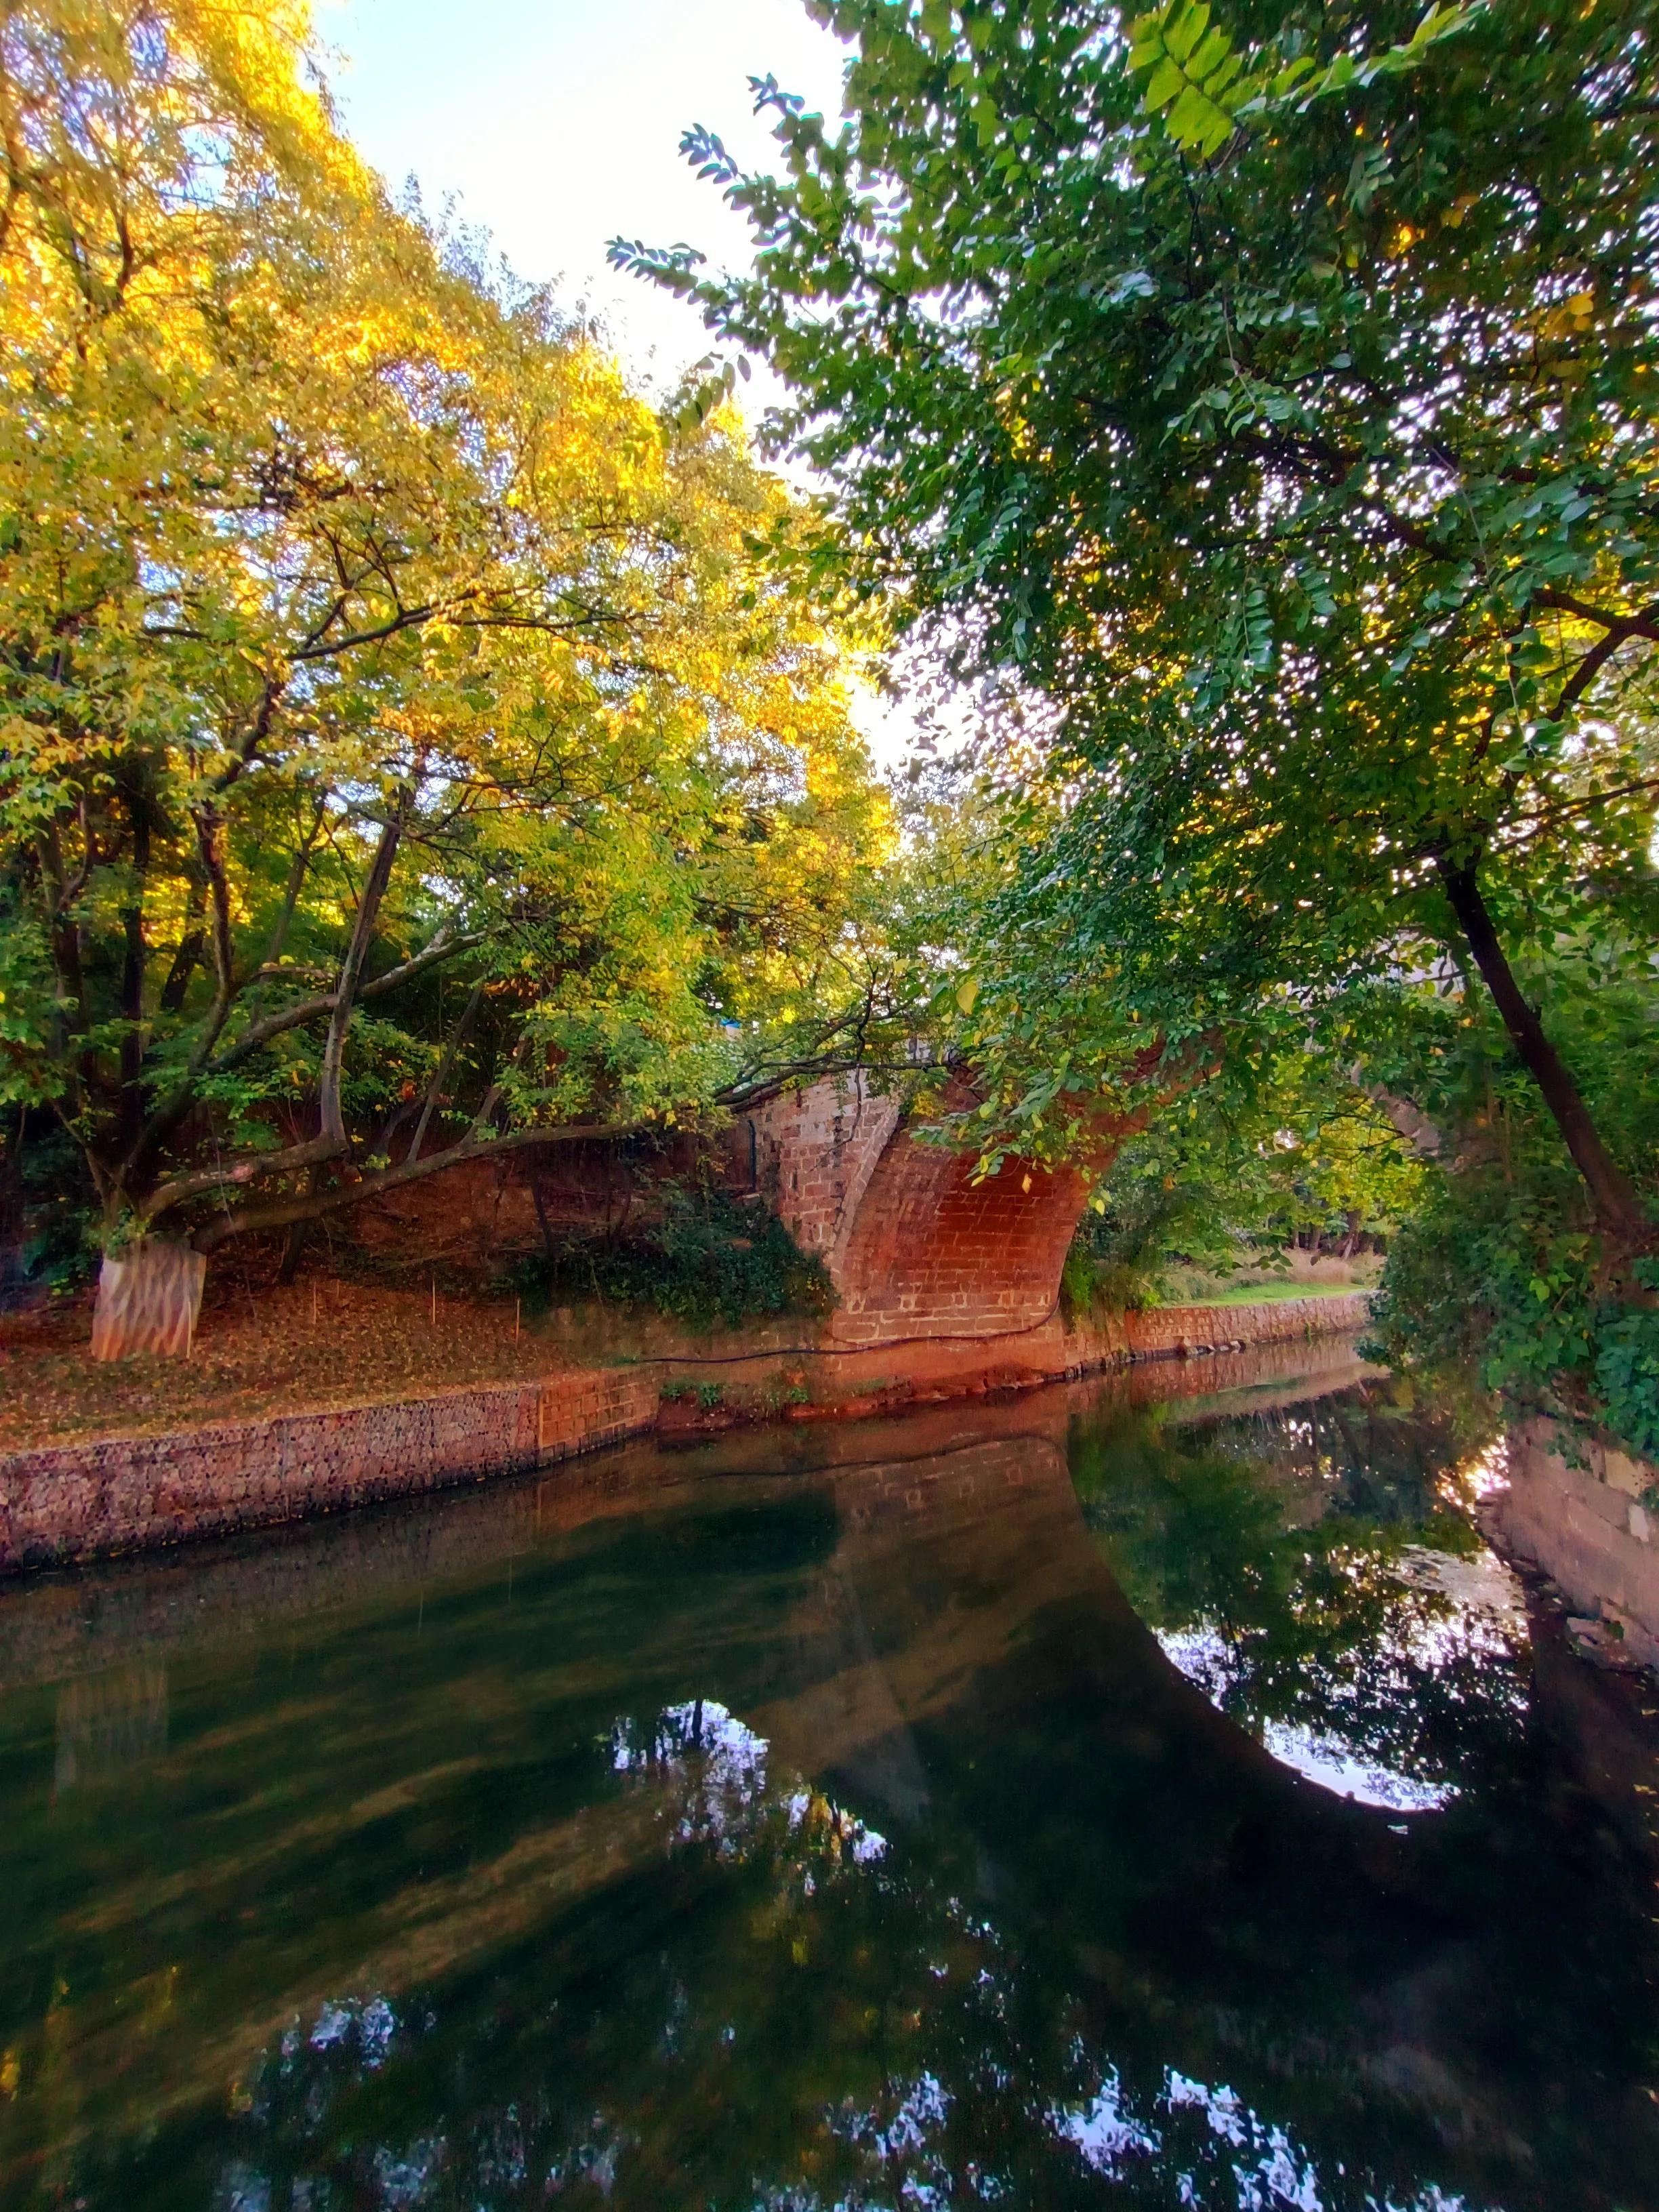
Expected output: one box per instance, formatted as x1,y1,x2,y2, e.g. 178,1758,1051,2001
0,1336,1379,1690
0,1293,1370,1574
1099,1291,1373,1366
643,1290,1371,1433
1499,1418,1659,1668
0,1366,657,1574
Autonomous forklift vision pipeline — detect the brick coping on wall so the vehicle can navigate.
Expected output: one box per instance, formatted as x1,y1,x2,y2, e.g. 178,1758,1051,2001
0,1292,1371,1574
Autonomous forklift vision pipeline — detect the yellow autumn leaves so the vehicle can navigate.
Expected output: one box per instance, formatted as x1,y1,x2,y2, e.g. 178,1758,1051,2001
0,0,894,1227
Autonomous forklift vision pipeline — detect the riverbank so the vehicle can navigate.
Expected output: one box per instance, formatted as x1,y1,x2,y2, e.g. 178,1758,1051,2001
0,1277,594,1454
0,1291,1370,1572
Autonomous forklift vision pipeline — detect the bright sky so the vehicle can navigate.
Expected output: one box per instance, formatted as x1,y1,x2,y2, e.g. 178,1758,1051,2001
318,0,926,764
319,0,849,394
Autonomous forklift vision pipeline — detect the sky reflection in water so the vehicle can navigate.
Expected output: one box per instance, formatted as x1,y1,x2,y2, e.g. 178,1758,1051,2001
0,1344,1656,2211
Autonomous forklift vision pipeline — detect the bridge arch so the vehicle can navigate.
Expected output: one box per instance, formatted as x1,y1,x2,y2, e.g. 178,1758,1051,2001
748,1075,1103,1349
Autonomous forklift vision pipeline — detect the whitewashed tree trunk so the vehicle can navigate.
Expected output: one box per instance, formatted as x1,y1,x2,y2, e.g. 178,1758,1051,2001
91,1239,206,1360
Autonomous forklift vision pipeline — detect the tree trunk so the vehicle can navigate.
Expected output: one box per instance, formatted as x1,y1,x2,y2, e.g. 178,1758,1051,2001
1436,855,1649,1245
276,1215,309,1286
319,806,404,1148
91,1237,206,1360
276,1160,327,1284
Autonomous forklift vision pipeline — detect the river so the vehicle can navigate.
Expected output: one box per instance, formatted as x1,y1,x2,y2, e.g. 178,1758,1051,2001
1,1338,1656,2209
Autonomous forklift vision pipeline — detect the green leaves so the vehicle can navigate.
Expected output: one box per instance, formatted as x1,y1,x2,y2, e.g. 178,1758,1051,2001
1128,3,1246,159
1372,1036,1659,1458
0,0,903,1253
631,0,1659,1370
918,0,954,49
666,354,745,435
1128,0,1485,160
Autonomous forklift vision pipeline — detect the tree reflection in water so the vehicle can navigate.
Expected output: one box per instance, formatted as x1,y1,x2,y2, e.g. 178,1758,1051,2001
0,1361,1655,2211
1072,1379,1531,1812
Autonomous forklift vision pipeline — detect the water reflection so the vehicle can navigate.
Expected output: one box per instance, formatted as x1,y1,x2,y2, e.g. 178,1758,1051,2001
1071,1383,1532,1816
0,1347,1655,2210
53,1659,168,1795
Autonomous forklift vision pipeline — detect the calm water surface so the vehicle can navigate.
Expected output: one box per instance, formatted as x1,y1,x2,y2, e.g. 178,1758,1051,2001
3,1340,1658,2211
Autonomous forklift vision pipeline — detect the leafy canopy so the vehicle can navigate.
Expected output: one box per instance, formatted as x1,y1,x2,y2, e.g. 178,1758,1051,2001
0,0,899,1259
617,0,1659,1239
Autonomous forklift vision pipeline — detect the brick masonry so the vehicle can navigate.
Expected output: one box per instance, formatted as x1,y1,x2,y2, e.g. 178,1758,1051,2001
750,1074,1104,1345
745,1079,1374,1366
834,1143,1091,1343
747,1073,904,1279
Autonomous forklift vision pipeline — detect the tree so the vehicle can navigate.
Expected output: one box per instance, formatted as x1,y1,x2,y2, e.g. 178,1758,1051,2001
615,0,1659,1252
0,1,899,1350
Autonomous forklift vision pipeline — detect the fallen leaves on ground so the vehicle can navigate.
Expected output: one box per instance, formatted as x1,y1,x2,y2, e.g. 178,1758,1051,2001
0,1273,576,1452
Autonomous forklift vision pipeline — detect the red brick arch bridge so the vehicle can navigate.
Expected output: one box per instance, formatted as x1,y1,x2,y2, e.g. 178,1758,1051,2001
743,1075,1099,1353
726,1075,1366,1426
348,1070,1363,1397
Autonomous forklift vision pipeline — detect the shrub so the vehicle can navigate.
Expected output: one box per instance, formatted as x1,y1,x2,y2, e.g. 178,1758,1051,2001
513,1189,834,1332
1363,951,1659,1458
1367,1155,1659,1459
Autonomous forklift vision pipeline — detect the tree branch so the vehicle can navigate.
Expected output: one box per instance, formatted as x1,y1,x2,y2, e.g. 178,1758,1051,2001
408,980,484,1164
141,1130,347,1225
206,929,483,1076
118,806,239,1193
1549,623,1644,722
260,792,329,970
318,802,405,1147
1532,590,1659,643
